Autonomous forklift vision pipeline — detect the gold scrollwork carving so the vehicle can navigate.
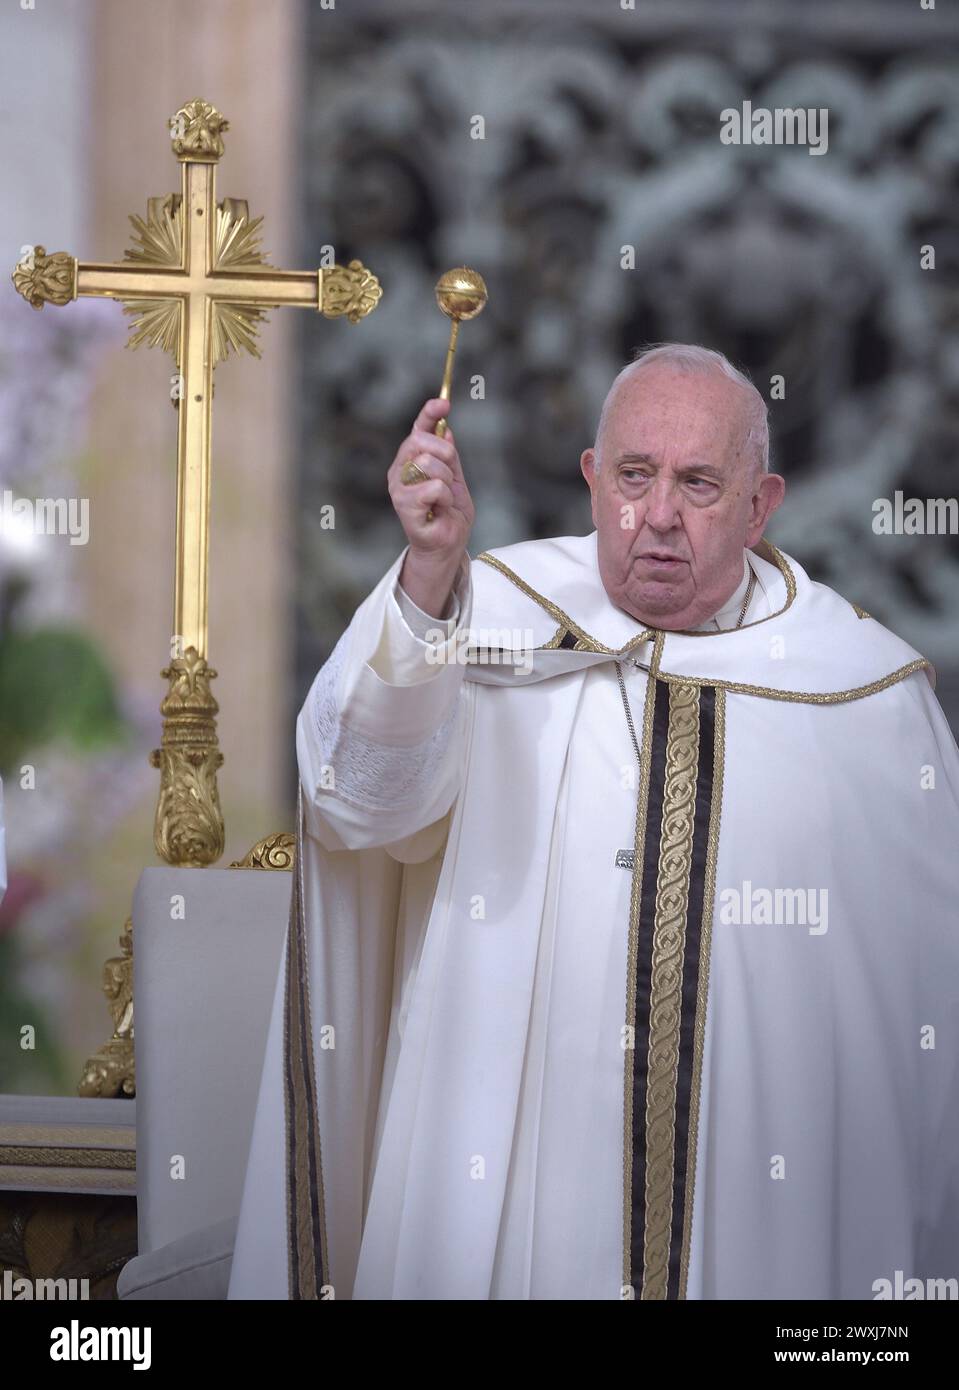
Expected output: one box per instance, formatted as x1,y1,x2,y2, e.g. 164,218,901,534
10,246,75,310
169,97,229,162
321,259,383,323
229,832,296,870
78,917,135,1098
149,647,225,867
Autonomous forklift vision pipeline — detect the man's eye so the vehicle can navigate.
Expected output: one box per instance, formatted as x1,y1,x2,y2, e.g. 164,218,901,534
621,470,648,483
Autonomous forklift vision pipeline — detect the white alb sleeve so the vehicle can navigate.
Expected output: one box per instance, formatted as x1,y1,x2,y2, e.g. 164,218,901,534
296,548,473,852
370,576,462,686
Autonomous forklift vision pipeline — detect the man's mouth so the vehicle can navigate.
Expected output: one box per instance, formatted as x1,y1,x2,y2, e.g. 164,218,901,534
636,552,687,570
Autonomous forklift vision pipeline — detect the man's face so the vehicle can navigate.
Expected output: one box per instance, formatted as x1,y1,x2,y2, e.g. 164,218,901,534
580,365,785,631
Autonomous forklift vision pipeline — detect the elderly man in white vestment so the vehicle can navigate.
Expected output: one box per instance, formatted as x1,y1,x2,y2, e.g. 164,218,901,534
229,344,959,1302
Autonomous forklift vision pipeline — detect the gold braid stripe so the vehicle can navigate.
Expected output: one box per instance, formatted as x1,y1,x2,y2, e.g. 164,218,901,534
678,686,725,1297
641,682,700,1299
284,786,330,1299
621,654,661,1295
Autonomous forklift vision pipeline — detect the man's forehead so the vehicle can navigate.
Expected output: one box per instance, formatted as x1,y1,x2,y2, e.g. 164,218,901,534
607,409,739,453
604,373,748,447
610,367,745,417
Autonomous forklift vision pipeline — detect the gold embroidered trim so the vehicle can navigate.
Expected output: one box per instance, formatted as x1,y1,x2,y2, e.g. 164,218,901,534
851,603,871,619
678,686,725,1297
475,544,924,700
475,550,654,656
650,658,930,705
641,682,700,1300
671,540,797,637
475,539,797,651
622,663,659,1294
284,785,330,1299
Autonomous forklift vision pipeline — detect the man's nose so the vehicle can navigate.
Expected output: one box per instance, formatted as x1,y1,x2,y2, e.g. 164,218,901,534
642,479,682,532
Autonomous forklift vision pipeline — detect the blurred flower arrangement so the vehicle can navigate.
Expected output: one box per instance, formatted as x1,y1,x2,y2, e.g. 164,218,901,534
0,289,157,1093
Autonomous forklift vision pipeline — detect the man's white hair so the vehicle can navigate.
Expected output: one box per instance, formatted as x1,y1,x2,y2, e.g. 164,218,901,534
594,342,770,474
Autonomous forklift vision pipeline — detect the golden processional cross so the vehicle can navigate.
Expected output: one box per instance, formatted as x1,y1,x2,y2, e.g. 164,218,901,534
12,97,381,870
11,98,381,1097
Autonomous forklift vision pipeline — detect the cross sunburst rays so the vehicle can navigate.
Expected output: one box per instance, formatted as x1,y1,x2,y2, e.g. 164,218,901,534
120,194,274,364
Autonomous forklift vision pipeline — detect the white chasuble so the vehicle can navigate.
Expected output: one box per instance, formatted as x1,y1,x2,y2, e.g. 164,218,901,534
228,532,959,1301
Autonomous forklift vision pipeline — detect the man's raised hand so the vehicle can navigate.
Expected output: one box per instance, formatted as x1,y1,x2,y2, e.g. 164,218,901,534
388,399,474,554
389,399,475,617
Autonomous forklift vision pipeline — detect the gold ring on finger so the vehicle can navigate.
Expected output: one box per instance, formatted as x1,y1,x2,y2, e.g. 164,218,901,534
401,457,430,486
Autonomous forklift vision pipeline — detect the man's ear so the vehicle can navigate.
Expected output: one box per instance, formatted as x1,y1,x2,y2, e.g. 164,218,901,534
747,472,786,547
581,448,598,525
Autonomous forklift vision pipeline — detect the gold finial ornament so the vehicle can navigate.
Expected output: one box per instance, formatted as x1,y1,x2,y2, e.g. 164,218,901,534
427,267,488,518
321,258,384,323
11,246,77,309
434,266,488,324
169,98,229,162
